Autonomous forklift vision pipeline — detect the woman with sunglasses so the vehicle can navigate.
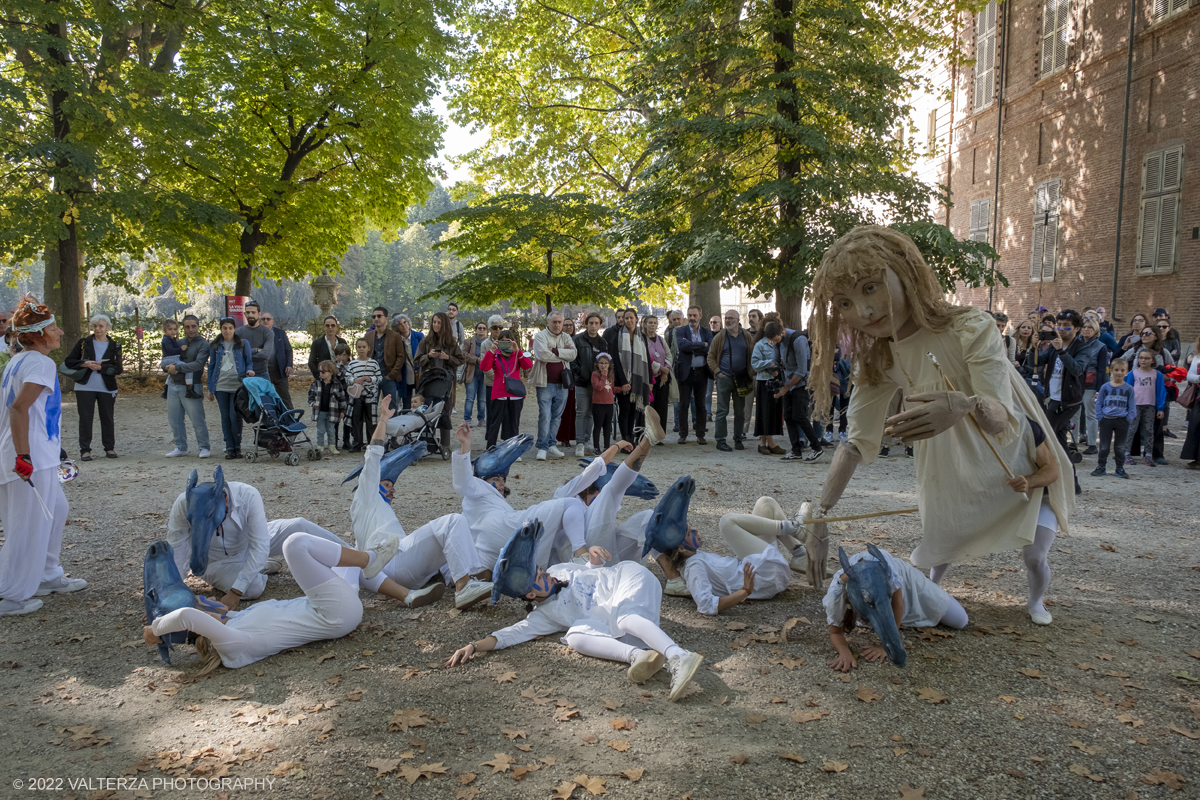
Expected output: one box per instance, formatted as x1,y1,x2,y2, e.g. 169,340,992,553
1119,324,1174,370
1157,320,1182,438
1116,313,1149,353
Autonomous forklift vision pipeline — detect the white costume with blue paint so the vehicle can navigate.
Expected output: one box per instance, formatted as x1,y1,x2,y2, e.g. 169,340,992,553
0,350,70,604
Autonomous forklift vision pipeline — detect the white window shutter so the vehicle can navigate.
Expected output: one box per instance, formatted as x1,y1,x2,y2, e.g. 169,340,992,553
1153,0,1169,19
1041,214,1059,281
1041,0,1056,76
1170,0,1188,12
1137,197,1159,271
1144,150,1163,194
1155,195,1178,273
1053,0,1069,72
974,2,997,111
1161,147,1182,192
1030,220,1046,281
1046,179,1061,213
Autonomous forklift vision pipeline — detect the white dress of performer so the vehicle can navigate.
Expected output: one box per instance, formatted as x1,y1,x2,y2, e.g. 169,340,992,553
451,448,589,569
822,547,966,630
0,349,72,614
340,442,486,599
148,533,366,670
166,483,343,601
844,309,1073,570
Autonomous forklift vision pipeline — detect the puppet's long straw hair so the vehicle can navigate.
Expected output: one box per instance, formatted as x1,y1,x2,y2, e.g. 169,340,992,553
809,226,970,427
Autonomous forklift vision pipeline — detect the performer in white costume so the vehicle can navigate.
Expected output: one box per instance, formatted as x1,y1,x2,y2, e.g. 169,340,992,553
0,297,75,617
445,522,705,702
144,531,398,672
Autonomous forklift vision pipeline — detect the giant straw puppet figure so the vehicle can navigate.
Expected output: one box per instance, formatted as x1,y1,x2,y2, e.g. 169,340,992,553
805,226,1073,626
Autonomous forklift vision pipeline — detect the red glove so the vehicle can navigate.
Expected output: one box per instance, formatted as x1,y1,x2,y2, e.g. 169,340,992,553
14,454,33,481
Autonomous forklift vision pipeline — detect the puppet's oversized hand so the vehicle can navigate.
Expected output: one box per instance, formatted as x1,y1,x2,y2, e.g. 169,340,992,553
884,391,973,442
805,520,829,588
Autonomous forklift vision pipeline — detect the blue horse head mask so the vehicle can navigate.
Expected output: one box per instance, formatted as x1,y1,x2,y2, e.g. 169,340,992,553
491,520,544,604
143,540,197,664
641,476,695,557
185,466,227,576
473,434,534,480
838,543,907,668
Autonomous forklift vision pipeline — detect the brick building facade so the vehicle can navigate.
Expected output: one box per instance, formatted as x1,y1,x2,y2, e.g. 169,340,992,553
940,0,1198,341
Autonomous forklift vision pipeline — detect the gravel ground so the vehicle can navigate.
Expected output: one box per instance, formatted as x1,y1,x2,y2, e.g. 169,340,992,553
1,386,1197,800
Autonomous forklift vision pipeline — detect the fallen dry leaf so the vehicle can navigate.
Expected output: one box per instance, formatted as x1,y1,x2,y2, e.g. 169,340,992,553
317,653,335,664
456,789,480,800
502,727,527,740
1068,763,1106,783
1169,724,1199,740
745,714,767,724
621,768,644,782
1005,767,1026,778
494,672,517,684
603,699,623,711
1018,668,1045,679
731,753,749,764
607,740,630,752
894,748,908,756
856,686,883,704
1116,713,1144,728
581,734,598,745
726,621,748,631
521,687,554,705
552,781,577,799
1141,769,1186,790
780,753,807,764
916,687,948,704
791,709,830,724
575,774,607,796
821,760,849,773
999,695,1017,703
1069,740,1100,755
457,772,477,785
897,784,925,799
388,708,430,733
553,706,580,722
780,617,807,643
482,753,515,774
609,717,636,731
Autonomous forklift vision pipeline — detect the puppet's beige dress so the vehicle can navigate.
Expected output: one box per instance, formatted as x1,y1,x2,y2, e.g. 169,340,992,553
845,307,1074,568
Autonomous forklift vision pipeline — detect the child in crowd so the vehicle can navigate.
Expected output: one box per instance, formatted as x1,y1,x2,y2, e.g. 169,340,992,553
1091,358,1134,478
334,342,354,451
308,360,347,455
1124,349,1166,468
345,338,382,452
589,353,616,455
160,319,200,399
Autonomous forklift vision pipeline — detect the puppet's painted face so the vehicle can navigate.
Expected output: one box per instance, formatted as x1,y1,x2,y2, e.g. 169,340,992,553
830,269,914,340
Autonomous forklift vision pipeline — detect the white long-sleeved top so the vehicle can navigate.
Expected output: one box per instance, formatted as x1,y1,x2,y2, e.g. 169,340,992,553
150,576,362,670
451,450,587,567
350,444,407,551
682,547,791,616
491,560,660,650
167,481,270,595
821,548,951,628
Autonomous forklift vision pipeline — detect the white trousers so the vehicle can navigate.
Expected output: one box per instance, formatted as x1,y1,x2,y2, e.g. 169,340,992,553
584,463,638,553
0,470,69,602
717,496,800,557
205,518,344,600
354,513,483,591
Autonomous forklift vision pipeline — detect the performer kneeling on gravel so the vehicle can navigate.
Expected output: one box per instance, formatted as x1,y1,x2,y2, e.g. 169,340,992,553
340,396,494,610
166,465,347,611
444,521,705,702
143,532,399,673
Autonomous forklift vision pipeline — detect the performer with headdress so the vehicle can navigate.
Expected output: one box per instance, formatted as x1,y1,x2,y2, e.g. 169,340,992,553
824,544,968,672
165,466,346,611
0,296,74,616
143,531,398,674
805,226,1073,625
337,396,493,610
444,521,705,702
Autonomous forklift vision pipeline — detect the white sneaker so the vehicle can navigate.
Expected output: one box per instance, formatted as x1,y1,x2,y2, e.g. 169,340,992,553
199,449,211,458
643,407,666,445
548,445,565,458
34,576,87,596
455,579,493,610
0,597,43,616
627,649,666,683
575,443,586,457
1029,608,1052,626
165,448,186,457
404,583,446,608
664,577,691,597
362,536,400,580
667,651,704,702
331,446,341,455
263,557,284,575
536,449,548,461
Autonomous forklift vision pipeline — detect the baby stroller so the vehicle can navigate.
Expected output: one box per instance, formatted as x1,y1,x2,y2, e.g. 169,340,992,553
384,366,453,460
239,377,320,466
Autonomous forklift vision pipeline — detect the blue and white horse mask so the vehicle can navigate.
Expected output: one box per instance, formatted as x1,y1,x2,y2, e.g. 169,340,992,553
491,520,544,603
473,434,534,480
341,441,428,500
185,467,227,576
641,476,695,557
143,540,221,664
838,544,907,668
576,459,658,500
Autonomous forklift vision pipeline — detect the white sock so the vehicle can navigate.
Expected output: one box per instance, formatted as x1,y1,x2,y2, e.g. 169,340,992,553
779,519,798,537
664,645,687,660
929,563,950,584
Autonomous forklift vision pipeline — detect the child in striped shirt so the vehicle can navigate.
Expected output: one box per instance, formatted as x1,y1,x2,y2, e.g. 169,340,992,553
345,338,382,452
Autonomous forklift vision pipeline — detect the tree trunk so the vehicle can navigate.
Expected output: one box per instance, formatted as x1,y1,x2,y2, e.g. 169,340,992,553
772,0,804,333
236,259,253,297
46,12,84,351
689,279,722,319
545,249,553,314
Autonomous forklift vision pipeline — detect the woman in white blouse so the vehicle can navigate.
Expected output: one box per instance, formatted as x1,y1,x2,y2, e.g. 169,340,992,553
63,314,124,460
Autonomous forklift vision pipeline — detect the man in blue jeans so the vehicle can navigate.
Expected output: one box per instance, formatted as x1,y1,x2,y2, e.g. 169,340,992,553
706,309,752,452
164,315,212,458
532,312,578,460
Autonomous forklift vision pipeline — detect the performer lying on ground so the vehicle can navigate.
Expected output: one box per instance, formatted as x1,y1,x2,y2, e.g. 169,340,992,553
166,465,345,610
340,396,493,609
444,521,704,702
452,424,596,571
143,532,399,673
824,544,968,672
654,496,801,613
806,226,1072,625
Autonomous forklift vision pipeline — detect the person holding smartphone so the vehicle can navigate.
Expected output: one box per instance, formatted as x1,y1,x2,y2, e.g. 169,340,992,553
415,312,464,452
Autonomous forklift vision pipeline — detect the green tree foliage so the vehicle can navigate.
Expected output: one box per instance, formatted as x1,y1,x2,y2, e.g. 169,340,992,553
426,192,618,312
0,0,237,345
145,0,450,296
338,223,465,321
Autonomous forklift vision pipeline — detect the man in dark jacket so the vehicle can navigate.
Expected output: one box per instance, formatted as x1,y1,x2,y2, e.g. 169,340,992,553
673,305,713,445
164,315,212,457
572,311,609,456
260,311,294,407
706,309,754,452
1042,309,1087,494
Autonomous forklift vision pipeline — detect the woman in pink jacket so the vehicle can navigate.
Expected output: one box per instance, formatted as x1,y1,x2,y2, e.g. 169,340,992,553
480,330,532,449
